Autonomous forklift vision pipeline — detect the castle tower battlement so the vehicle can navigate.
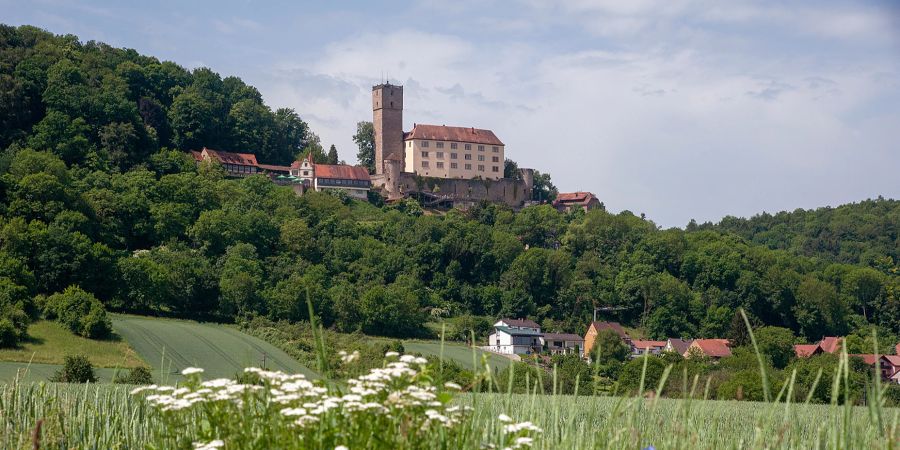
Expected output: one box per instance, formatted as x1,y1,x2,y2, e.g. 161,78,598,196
372,83,404,175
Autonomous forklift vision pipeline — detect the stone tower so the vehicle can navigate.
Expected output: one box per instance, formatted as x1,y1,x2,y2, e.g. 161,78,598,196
372,83,404,174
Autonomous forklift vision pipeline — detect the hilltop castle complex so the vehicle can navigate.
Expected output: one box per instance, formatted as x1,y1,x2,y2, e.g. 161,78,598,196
369,83,534,208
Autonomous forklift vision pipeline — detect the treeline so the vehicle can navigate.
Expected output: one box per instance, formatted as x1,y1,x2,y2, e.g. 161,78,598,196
693,198,899,266
0,25,898,351
0,24,314,169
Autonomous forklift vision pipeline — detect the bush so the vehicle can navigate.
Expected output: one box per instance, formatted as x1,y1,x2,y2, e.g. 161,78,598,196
51,355,97,383
616,356,667,395
0,318,17,347
44,286,112,339
114,366,154,385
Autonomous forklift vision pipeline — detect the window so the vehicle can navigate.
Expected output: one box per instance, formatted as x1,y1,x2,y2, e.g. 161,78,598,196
492,156,500,163
450,143,458,149
478,155,485,161
478,145,485,151
465,164,472,170
492,166,499,172
421,161,429,168
407,141,412,148
464,144,472,150
421,141,430,148
421,151,429,158
464,154,472,160
436,142,444,148
450,153,457,159
436,152,444,159
478,165,485,171
450,162,458,169
436,162,444,169
492,146,499,152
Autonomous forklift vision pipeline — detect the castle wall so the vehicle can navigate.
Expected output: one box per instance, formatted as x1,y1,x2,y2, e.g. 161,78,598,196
396,173,532,208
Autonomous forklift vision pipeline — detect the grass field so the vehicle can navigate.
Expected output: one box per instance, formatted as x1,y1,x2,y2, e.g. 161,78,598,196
1,382,896,449
401,340,512,371
0,321,144,368
111,314,316,381
0,361,123,383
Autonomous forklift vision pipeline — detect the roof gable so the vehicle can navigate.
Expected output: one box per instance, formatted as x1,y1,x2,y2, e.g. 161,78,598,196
691,339,732,358
819,337,843,353
590,321,630,340
666,339,694,354
498,318,540,329
404,124,504,146
202,147,258,166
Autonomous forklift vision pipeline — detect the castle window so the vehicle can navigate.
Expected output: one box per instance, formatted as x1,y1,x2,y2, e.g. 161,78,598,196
421,141,429,148
478,165,485,171
436,142,444,148
436,152,444,159
303,171,309,176
407,142,412,148
464,154,472,160
464,164,472,170
450,143,458,149
478,145,485,151
421,151,429,158
492,166,499,172
464,144,472,150
492,156,500,163
450,153,457,159
450,162,458,169
436,162,444,169
492,146,499,152
478,155,485,161
421,161,429,168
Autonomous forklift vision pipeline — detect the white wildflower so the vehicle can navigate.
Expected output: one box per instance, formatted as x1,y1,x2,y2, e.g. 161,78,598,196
340,350,360,363
498,413,513,423
193,440,224,450
181,367,204,376
335,446,349,450
503,421,543,434
385,351,399,357
443,381,462,390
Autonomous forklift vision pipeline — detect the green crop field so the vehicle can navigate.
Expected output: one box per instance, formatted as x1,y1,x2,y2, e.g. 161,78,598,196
401,340,512,371
0,321,144,369
0,361,123,383
111,314,316,381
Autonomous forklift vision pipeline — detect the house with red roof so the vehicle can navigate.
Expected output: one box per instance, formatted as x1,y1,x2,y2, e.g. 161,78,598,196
664,338,694,355
540,333,585,356
552,192,602,212
685,339,732,360
851,354,900,381
403,124,505,180
191,147,292,179
290,154,371,200
793,336,843,359
631,340,667,357
583,321,632,356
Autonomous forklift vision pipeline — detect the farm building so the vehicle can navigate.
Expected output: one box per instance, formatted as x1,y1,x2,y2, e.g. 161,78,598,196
685,339,732,359
583,321,632,356
552,192,602,212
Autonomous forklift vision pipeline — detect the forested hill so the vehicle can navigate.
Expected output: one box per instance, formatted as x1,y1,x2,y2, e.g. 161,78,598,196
0,25,315,168
691,198,899,267
0,25,897,352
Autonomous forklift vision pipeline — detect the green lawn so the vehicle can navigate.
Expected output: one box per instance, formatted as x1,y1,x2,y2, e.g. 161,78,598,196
401,340,512,372
0,321,144,368
111,314,317,381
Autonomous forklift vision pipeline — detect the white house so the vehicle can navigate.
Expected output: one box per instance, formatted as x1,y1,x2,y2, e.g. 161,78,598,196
486,318,542,355
290,155,371,200
540,333,584,356
631,340,667,358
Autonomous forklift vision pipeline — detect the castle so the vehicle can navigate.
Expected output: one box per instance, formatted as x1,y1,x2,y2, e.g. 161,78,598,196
368,83,534,208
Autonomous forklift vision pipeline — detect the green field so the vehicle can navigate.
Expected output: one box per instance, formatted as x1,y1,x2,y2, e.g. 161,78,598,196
0,362,124,383
0,321,144,368
111,314,316,381
401,340,512,371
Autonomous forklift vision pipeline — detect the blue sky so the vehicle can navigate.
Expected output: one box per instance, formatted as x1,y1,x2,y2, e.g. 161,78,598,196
4,0,899,227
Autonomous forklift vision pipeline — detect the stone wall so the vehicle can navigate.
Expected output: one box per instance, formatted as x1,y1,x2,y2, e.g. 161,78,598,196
396,173,532,208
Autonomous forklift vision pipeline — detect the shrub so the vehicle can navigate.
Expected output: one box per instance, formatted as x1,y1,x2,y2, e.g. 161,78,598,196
114,366,154,385
51,355,97,383
44,286,112,339
0,318,17,347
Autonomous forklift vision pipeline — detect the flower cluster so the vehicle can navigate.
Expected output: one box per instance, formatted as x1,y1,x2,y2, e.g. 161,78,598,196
133,353,490,449
498,413,543,450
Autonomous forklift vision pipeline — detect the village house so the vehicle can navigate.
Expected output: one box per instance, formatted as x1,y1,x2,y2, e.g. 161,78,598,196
664,338,694,355
685,339,732,360
631,340,667,358
485,319,543,355
851,354,900,381
583,321,632,356
540,333,585,356
291,154,372,200
793,336,843,358
552,192,602,212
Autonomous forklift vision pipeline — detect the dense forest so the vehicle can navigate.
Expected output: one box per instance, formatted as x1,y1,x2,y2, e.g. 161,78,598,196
0,25,898,356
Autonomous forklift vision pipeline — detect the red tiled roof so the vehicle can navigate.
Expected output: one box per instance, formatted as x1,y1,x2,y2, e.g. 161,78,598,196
883,355,900,368
258,164,291,172
691,339,732,358
542,333,584,342
189,150,204,162
290,160,303,169
553,192,597,205
794,344,821,358
851,354,883,366
590,321,630,340
314,164,371,181
201,147,258,166
667,339,693,355
895,343,900,356
819,337,842,354
404,124,504,146
499,318,540,329
632,340,667,349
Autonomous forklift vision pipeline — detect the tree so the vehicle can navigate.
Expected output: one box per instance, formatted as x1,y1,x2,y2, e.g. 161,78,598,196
43,286,112,339
327,145,339,165
531,171,557,202
617,356,666,395
755,326,796,369
793,278,848,340
114,366,154,384
503,158,520,179
589,329,631,378
353,121,375,173
51,355,97,383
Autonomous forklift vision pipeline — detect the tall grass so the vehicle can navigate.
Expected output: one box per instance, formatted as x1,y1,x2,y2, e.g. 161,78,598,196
0,307,898,449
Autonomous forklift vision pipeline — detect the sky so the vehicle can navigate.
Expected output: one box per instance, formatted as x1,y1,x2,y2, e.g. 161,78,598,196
4,0,899,227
